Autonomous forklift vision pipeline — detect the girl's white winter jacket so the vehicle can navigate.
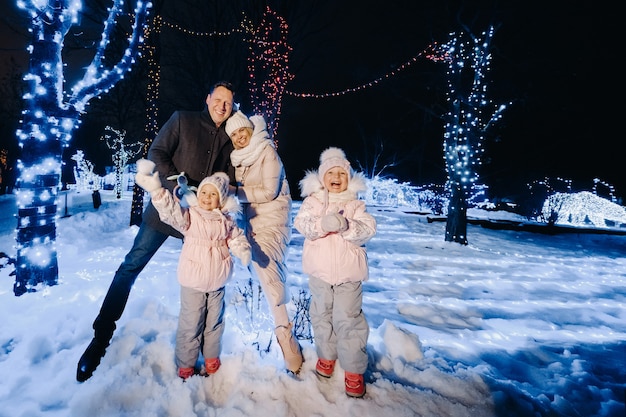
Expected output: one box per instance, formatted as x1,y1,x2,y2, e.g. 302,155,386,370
150,189,250,293
294,171,376,285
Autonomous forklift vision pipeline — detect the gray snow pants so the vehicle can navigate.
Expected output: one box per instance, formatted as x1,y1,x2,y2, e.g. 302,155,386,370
175,285,225,369
308,275,369,374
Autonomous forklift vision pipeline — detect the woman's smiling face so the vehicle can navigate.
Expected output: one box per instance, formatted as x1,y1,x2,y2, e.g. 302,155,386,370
230,127,252,150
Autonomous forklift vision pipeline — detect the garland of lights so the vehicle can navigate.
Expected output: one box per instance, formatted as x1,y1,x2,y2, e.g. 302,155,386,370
130,7,288,223
129,12,161,226
248,7,293,143
283,43,448,99
13,0,151,296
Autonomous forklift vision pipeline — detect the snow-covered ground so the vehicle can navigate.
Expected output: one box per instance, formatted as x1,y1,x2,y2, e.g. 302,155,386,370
0,187,624,417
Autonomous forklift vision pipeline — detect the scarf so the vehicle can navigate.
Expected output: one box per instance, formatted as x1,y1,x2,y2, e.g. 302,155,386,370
230,131,273,168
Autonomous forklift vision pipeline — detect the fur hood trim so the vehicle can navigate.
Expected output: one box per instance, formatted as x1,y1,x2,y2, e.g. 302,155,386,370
299,169,367,199
219,194,241,215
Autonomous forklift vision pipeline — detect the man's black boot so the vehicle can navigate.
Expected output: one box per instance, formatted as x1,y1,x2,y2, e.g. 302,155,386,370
76,338,108,382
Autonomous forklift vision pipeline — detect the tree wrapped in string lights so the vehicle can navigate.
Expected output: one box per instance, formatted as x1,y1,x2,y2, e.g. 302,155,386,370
429,26,508,245
13,0,150,296
248,6,293,145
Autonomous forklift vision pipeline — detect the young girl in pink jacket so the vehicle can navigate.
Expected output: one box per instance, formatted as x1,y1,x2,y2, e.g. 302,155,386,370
293,147,377,398
135,160,251,380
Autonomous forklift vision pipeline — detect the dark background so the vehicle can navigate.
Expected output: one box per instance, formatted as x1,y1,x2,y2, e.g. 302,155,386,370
1,0,622,202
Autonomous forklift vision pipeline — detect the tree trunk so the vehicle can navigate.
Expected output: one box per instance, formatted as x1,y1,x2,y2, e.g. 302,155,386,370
445,184,468,245
14,0,149,294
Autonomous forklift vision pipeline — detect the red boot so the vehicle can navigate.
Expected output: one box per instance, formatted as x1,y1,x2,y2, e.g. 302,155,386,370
204,357,221,375
178,367,195,380
345,372,366,398
315,358,336,378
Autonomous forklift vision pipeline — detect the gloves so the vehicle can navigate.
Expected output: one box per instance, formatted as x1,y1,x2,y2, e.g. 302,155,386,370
136,158,156,175
320,212,348,233
174,185,198,208
238,249,251,267
135,171,162,193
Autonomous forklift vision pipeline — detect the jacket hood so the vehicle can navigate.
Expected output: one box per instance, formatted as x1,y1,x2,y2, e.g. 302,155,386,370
299,169,367,200
218,194,241,215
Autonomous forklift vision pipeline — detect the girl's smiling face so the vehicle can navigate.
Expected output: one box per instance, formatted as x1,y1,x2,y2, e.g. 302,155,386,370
197,183,220,210
323,167,349,193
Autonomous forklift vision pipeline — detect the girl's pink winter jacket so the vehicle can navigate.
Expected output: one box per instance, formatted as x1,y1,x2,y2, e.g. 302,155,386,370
150,188,250,293
294,171,376,286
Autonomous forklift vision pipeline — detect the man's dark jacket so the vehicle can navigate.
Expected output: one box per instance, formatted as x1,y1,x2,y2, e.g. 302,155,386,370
145,109,234,238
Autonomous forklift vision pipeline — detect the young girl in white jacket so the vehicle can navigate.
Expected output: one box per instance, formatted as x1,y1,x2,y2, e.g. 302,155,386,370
293,147,377,398
135,161,251,380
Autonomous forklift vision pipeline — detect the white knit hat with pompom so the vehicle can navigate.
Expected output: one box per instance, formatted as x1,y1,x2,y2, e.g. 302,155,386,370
198,172,230,208
225,111,254,137
318,147,351,183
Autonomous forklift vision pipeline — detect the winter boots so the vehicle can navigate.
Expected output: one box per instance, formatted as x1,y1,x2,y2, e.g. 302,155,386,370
345,372,366,398
179,357,221,380
315,358,336,378
204,357,221,374
316,358,365,398
275,323,304,374
178,367,195,380
76,338,108,382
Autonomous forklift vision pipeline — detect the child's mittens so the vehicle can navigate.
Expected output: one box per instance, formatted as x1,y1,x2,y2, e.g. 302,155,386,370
135,171,162,193
238,249,251,267
136,158,156,175
320,212,348,233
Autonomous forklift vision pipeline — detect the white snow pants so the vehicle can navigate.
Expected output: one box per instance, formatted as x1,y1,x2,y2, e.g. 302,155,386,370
175,285,225,368
308,275,369,374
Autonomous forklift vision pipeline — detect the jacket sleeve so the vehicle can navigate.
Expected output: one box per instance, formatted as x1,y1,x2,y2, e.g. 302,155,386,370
341,200,376,247
150,188,191,233
237,149,283,204
148,112,182,191
294,197,327,240
227,220,251,261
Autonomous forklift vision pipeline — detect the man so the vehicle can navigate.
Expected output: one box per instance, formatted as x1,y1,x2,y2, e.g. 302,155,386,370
77,81,236,382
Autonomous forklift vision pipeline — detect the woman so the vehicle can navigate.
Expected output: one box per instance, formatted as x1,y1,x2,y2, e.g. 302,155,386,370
225,111,304,374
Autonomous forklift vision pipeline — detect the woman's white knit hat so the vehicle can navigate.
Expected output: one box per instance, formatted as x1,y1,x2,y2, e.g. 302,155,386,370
225,111,254,137
318,147,351,183
198,172,230,208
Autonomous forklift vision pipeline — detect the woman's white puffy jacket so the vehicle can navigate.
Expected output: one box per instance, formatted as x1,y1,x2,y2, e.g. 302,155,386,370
231,115,292,306
294,171,376,285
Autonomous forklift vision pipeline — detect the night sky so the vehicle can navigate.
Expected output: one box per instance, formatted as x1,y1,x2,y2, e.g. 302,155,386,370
0,0,623,202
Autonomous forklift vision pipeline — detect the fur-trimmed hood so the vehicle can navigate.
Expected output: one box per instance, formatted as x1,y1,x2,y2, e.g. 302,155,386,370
298,169,368,202
217,194,241,216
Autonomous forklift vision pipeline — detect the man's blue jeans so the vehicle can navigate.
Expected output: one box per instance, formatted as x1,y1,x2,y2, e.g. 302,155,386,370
92,222,171,343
